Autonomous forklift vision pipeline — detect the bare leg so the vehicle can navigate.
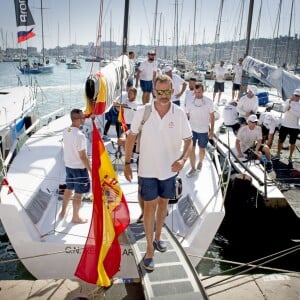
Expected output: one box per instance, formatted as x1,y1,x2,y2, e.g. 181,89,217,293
289,144,295,158
218,92,222,103
189,146,196,170
143,199,157,259
137,192,144,222
213,92,216,102
59,189,73,219
154,197,168,242
142,92,150,104
199,147,206,164
277,141,283,156
71,193,87,223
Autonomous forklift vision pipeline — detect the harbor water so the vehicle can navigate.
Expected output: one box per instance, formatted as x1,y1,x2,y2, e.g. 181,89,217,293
0,60,299,280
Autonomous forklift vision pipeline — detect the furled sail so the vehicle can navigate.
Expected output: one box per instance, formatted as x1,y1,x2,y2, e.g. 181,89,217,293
243,56,300,100
14,0,36,43
85,55,130,116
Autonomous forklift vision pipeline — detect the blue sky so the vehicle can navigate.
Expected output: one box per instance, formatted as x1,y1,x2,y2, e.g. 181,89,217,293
0,0,298,51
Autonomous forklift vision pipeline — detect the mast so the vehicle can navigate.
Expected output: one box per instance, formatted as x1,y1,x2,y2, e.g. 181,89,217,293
153,0,158,50
40,0,45,62
284,0,294,68
213,0,224,64
122,0,130,53
273,0,282,64
192,0,197,65
244,0,254,57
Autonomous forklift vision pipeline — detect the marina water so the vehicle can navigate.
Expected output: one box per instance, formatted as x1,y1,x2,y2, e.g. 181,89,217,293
0,61,299,280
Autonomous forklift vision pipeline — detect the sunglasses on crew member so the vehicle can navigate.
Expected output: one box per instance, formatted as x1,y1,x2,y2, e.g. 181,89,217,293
156,89,172,96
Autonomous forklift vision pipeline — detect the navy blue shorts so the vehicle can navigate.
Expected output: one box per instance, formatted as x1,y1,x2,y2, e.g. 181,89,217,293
232,83,241,91
140,80,153,93
192,131,209,148
214,82,224,92
65,167,90,194
138,175,176,201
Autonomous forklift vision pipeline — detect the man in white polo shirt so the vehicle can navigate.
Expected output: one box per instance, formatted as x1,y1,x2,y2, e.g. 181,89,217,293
135,50,157,104
185,82,215,177
124,75,192,271
164,65,187,106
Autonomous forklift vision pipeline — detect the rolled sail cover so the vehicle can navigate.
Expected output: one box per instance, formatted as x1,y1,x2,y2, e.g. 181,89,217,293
85,55,130,116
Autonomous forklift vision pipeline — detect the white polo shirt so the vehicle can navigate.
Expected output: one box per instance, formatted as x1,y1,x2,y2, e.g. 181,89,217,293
233,64,243,84
223,104,238,126
258,111,278,134
237,95,259,117
63,127,87,169
213,66,226,83
130,102,192,180
170,73,186,102
236,125,262,152
138,60,157,81
184,89,194,111
186,96,214,133
123,100,139,125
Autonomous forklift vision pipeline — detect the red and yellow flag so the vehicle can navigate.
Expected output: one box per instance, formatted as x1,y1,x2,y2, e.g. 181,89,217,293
85,72,107,117
118,105,128,132
75,122,130,287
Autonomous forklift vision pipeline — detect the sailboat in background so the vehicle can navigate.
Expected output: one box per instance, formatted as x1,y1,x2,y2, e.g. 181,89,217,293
17,0,54,74
66,0,81,69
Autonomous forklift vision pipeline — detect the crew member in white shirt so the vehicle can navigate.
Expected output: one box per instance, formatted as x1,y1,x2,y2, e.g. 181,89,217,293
114,87,139,129
258,111,279,148
164,66,187,106
236,114,273,172
223,100,240,133
212,60,227,104
237,85,258,117
184,77,196,110
135,50,157,104
232,58,243,100
273,88,300,162
186,83,214,177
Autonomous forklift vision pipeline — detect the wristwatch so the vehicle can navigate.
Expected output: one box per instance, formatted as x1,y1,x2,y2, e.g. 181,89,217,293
125,161,131,165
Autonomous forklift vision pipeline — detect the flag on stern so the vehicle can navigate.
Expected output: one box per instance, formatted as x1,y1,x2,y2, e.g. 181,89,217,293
75,122,130,287
14,0,36,43
118,105,128,132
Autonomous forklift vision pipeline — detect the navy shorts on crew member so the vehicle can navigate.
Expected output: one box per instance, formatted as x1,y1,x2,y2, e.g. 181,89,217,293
278,125,300,145
232,83,241,91
214,82,224,92
138,175,176,201
140,80,153,93
192,131,209,148
65,167,90,194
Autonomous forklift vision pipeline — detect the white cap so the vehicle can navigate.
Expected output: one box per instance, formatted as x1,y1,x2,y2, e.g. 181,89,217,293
163,66,172,73
248,85,257,95
293,88,300,96
247,114,258,123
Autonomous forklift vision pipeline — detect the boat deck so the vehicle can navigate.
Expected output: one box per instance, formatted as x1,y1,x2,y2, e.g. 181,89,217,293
126,223,208,300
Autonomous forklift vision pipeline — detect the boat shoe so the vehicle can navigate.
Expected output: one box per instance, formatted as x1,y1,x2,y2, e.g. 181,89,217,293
153,239,167,252
143,256,155,271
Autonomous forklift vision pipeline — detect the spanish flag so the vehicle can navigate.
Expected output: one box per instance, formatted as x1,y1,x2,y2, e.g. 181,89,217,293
75,122,130,286
85,73,107,117
118,105,128,132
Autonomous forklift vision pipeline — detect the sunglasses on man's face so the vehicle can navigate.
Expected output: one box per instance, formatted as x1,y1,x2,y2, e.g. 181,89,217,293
156,89,172,96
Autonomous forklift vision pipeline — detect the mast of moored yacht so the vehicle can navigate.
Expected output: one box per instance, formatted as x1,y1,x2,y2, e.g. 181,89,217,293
284,0,294,69
244,0,254,58
122,0,130,54
40,0,45,63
